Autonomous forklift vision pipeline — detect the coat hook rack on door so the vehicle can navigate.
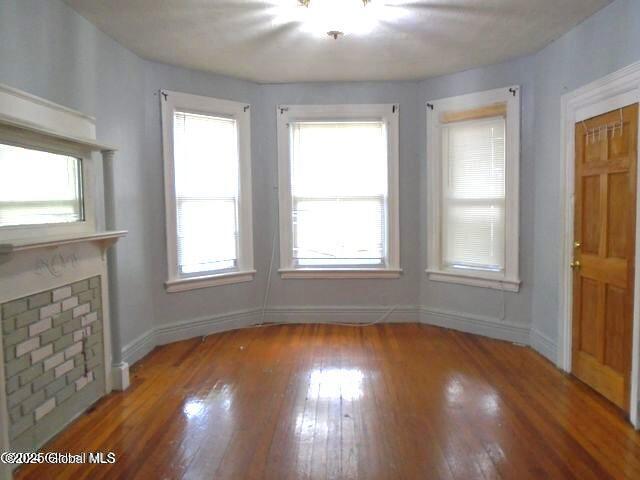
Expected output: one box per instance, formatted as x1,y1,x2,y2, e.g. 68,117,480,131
581,108,624,144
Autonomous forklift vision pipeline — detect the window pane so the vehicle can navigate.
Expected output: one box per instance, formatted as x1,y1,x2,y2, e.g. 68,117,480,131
294,197,384,266
442,117,506,271
177,198,237,275
290,121,388,267
173,111,239,276
0,144,83,227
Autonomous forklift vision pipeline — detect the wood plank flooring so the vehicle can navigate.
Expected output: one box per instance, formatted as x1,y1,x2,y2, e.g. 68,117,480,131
15,323,640,479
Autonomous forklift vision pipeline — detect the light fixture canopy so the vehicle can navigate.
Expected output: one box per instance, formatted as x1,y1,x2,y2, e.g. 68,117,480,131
298,0,372,6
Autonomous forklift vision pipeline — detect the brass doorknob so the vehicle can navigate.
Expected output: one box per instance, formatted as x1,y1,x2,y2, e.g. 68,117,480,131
574,241,581,248
570,260,581,269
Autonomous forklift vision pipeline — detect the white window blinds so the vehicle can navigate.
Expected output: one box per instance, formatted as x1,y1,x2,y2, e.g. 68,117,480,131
0,143,83,227
442,117,506,271
290,121,388,267
173,111,239,276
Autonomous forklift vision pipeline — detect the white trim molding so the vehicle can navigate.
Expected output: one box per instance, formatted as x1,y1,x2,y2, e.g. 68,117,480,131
262,305,419,324
121,308,263,365
276,103,401,278
165,270,256,292
111,362,130,391
425,269,520,292
529,329,557,365
119,305,531,362
0,83,110,148
559,60,640,428
121,329,157,367
0,231,127,264
426,86,521,291
419,306,530,345
160,90,254,293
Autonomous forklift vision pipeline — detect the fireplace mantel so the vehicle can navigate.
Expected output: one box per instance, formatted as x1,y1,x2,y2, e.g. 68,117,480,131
0,231,128,264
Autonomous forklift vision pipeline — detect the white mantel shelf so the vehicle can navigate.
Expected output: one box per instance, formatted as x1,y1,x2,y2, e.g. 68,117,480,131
0,230,127,262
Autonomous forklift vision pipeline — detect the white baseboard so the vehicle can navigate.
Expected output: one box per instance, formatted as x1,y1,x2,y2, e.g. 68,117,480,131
419,307,530,345
111,362,130,391
155,308,261,345
120,308,262,366
121,329,156,366
262,305,420,325
529,328,558,364
118,305,554,371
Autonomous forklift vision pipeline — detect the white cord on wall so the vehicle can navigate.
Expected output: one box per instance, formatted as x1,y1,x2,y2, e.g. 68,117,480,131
255,186,399,329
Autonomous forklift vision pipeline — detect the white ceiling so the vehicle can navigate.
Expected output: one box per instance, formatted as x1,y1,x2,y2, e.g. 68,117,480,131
64,0,610,84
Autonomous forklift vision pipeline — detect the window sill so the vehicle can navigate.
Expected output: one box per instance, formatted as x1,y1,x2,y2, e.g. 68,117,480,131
165,270,256,293
279,268,402,279
426,269,520,292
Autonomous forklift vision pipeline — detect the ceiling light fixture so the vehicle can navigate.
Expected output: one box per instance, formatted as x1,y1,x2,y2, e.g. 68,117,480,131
293,0,376,39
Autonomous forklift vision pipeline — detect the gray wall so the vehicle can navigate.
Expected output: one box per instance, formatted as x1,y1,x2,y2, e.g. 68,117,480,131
2,0,640,364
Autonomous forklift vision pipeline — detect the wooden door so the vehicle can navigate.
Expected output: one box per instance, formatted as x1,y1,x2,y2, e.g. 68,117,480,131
572,104,638,413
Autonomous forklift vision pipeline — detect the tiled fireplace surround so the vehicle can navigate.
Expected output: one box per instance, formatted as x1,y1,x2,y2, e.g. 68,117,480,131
2,277,104,448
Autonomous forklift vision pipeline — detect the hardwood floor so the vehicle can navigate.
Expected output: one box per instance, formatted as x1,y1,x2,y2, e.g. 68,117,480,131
15,323,640,479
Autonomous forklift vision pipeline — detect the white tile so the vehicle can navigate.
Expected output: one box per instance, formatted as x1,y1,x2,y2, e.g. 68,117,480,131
28,317,52,337
40,303,61,320
52,286,72,302
72,326,91,342
54,359,73,378
44,352,64,371
62,296,79,311
16,337,40,357
73,303,90,318
75,373,92,391
73,329,84,342
81,312,98,327
30,344,53,364
34,398,56,421
65,342,83,360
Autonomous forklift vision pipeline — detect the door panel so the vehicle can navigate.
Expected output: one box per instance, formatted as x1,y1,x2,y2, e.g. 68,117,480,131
578,277,599,356
604,285,626,372
572,103,638,413
607,173,628,258
581,175,600,254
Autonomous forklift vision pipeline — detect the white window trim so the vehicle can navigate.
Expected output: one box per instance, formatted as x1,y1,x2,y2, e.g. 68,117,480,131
276,104,401,279
160,90,254,291
426,86,521,292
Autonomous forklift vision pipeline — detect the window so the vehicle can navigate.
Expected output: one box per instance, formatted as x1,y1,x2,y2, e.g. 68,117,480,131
161,91,254,292
0,144,83,227
277,104,400,278
426,87,520,291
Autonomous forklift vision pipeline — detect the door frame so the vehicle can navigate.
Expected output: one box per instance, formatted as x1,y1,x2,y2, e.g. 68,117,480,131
559,61,640,428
